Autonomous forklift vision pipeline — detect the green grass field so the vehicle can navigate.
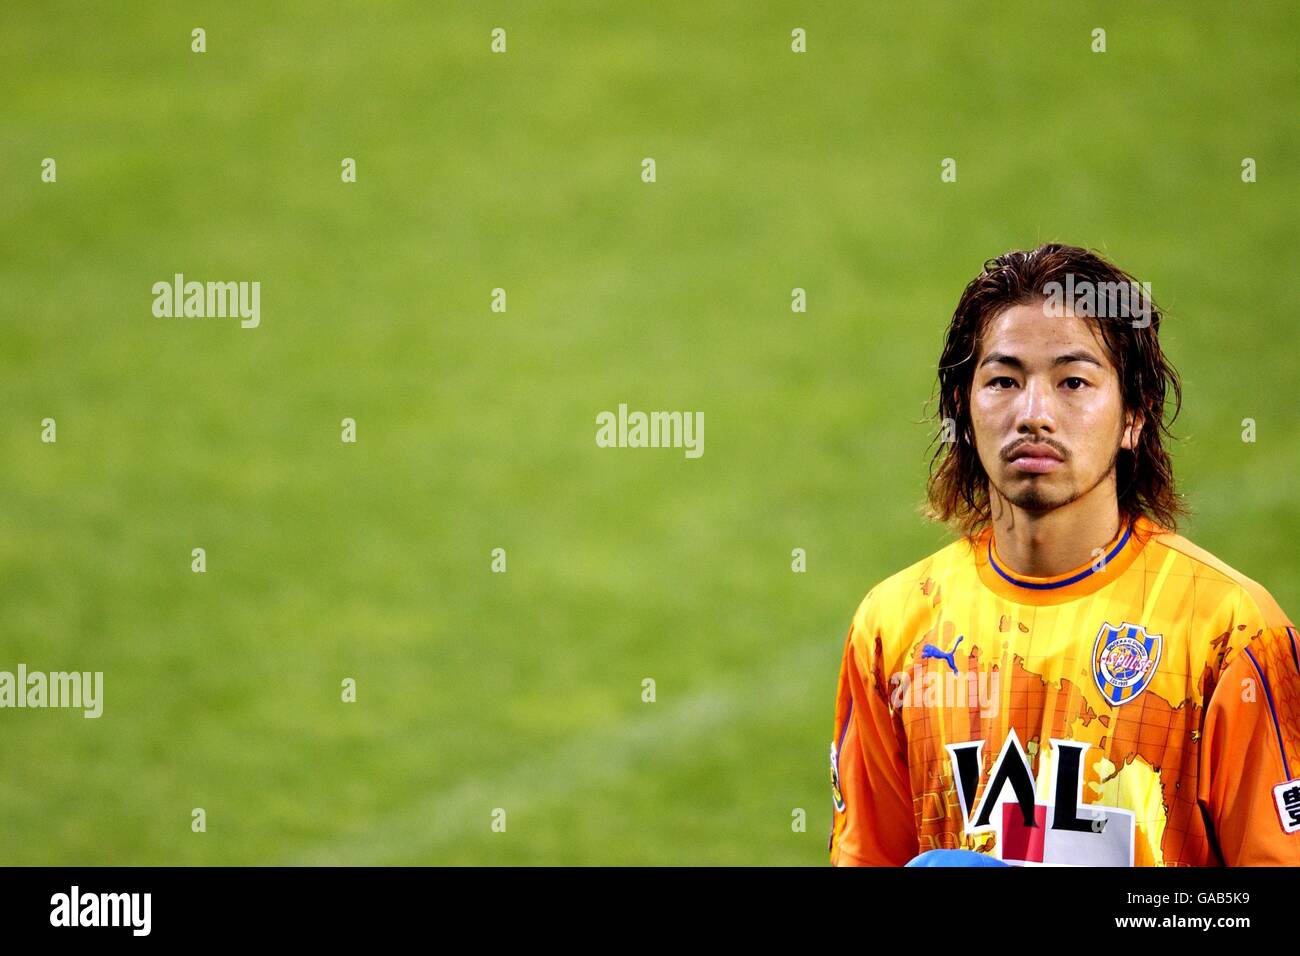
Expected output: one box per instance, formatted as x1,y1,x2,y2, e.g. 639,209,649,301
1,2,1296,864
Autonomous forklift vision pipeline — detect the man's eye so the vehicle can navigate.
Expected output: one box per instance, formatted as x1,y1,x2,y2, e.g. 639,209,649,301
1062,377,1088,390
988,377,1017,389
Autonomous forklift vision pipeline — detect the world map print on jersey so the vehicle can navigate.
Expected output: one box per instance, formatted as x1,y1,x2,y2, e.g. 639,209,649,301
897,624,1235,866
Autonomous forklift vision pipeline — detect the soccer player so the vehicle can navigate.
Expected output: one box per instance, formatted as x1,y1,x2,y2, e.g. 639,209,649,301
828,244,1300,866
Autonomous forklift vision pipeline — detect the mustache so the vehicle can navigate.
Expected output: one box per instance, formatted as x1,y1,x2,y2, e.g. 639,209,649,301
1000,437,1069,462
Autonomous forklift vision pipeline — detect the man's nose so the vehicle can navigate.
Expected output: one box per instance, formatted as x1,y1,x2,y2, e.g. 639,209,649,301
1016,377,1056,433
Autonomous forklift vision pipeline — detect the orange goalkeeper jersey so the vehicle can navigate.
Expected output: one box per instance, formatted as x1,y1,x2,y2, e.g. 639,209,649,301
828,515,1300,866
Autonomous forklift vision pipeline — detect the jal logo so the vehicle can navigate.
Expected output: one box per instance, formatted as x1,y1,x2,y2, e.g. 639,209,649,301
1092,622,1162,705
945,730,1135,866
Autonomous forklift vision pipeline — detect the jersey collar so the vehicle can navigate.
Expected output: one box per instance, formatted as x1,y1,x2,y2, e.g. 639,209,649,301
973,515,1157,605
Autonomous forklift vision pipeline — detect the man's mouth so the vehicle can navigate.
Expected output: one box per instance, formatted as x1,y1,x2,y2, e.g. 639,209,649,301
1006,442,1065,474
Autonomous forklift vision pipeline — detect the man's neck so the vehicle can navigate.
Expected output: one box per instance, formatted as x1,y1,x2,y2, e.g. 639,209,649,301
988,485,1125,578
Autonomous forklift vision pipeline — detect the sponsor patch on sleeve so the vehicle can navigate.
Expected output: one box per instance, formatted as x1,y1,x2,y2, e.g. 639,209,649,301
1273,779,1300,834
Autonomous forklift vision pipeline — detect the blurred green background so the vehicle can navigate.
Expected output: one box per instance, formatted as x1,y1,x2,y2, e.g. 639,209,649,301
1,2,1296,864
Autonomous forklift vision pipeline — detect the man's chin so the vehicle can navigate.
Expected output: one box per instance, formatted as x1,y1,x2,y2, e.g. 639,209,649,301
1009,495,1067,512
997,478,1078,513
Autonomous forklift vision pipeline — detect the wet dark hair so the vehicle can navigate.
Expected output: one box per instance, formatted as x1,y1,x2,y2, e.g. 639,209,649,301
926,243,1186,537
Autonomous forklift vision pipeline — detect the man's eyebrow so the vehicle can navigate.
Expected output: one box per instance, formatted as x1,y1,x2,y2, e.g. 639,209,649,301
977,350,1104,369
1052,350,1104,368
978,352,1022,369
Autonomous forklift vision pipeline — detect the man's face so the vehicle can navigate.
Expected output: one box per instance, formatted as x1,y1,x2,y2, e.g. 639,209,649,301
968,302,1142,515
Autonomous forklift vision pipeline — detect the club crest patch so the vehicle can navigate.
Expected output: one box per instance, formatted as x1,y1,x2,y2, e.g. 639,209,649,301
1092,622,1162,705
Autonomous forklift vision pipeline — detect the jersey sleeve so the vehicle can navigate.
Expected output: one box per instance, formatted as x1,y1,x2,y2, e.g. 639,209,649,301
828,616,918,866
1197,623,1300,866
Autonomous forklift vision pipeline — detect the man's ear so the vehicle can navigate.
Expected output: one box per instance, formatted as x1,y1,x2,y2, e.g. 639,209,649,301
1121,410,1145,451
